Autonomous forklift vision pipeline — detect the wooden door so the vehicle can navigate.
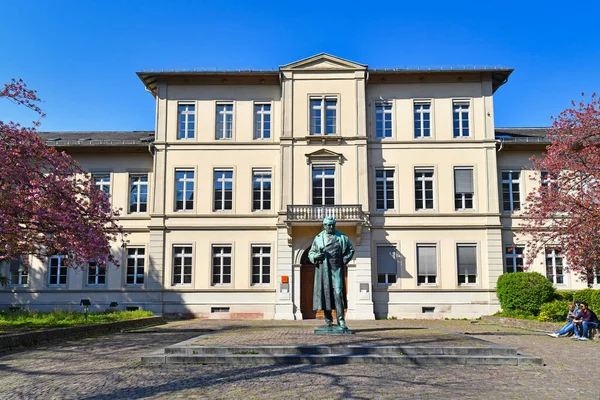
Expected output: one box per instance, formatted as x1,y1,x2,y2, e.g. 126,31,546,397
300,264,348,320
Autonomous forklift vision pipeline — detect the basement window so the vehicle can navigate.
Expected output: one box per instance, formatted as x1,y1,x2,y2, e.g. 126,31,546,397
211,307,230,313
422,307,435,313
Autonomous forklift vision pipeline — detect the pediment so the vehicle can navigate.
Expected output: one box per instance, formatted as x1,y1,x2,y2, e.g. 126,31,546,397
281,53,366,71
305,148,344,164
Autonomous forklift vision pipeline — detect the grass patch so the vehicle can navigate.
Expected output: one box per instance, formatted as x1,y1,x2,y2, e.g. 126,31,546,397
0,310,154,333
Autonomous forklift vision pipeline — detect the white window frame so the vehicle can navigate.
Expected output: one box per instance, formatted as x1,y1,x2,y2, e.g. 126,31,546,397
453,100,470,138
87,260,106,286
172,245,193,286
312,165,336,206
216,103,234,139
212,245,232,286
545,247,564,285
214,169,234,211
126,247,145,286
178,103,195,139
92,173,111,195
417,244,437,285
9,257,28,286
48,255,67,286
457,244,477,286
377,244,398,285
502,170,521,212
129,174,149,214
251,245,271,285
309,96,338,135
375,101,393,139
454,167,474,210
375,168,395,211
175,169,195,211
252,169,272,211
415,168,435,210
505,245,524,273
254,103,271,139
413,101,431,138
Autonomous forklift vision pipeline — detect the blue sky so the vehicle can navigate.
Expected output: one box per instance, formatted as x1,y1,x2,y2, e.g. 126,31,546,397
1,0,598,131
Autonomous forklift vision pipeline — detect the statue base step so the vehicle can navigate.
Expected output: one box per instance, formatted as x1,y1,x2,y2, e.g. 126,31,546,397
314,325,354,335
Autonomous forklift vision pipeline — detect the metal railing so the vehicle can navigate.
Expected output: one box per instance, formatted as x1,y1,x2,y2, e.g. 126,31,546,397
287,205,365,222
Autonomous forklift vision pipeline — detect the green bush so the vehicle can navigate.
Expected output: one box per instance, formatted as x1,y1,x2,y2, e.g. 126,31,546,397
572,288,600,313
538,300,571,322
554,291,576,302
496,272,555,316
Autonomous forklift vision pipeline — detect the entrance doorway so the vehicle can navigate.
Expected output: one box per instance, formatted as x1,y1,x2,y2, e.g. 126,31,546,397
299,256,348,319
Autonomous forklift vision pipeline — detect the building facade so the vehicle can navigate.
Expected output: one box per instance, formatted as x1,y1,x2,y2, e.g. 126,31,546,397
2,54,595,319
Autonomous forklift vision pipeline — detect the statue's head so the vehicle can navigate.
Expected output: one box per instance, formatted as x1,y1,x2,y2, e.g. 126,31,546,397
323,216,336,234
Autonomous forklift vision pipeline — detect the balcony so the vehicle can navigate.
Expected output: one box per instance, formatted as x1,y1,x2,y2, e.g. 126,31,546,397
286,205,366,222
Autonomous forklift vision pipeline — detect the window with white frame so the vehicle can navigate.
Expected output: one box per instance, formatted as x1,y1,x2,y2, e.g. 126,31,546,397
417,245,437,285
216,103,233,139
178,104,195,139
48,255,67,286
414,101,431,138
92,173,110,195
129,174,148,213
375,102,392,139
87,260,106,286
505,245,524,273
453,101,470,137
546,247,564,284
212,245,232,285
9,256,27,286
251,245,271,285
312,165,335,205
415,168,434,210
502,170,521,211
173,246,192,285
254,103,271,139
214,169,233,211
126,247,145,286
175,170,194,211
310,96,337,135
375,169,395,210
252,169,271,211
377,245,397,284
457,245,477,285
454,167,474,210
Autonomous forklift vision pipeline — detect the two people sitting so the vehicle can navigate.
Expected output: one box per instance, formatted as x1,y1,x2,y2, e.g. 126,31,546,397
548,301,599,340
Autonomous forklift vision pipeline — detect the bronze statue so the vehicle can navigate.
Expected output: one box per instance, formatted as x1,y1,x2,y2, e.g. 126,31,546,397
308,216,355,331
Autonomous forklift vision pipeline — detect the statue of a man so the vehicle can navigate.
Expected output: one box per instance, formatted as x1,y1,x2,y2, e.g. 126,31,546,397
308,216,355,330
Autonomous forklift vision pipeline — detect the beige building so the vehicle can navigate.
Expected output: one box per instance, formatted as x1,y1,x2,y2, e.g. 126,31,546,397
2,54,594,319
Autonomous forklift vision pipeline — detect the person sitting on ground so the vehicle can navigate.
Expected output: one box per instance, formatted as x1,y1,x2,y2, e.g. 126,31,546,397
571,302,599,341
547,302,581,338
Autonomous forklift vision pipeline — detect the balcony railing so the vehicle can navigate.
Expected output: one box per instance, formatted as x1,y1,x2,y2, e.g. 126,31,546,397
287,205,365,222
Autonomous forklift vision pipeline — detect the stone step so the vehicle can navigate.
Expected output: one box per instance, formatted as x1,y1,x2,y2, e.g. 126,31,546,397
164,345,518,357
142,351,542,366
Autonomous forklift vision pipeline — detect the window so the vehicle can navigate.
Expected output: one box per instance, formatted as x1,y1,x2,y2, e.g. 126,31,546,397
251,245,270,285
505,245,524,273
502,170,521,211
453,101,470,137
312,165,335,205
546,248,564,284
129,174,148,213
212,245,232,285
178,104,195,139
414,102,431,138
173,246,192,285
377,245,397,284
48,255,67,286
375,102,392,139
216,103,233,139
375,169,395,210
92,173,110,195
252,169,271,211
254,104,271,139
175,170,194,211
87,260,106,286
454,168,474,210
417,245,437,285
9,256,27,286
415,168,434,210
214,169,233,211
126,247,145,286
310,96,337,135
457,245,477,285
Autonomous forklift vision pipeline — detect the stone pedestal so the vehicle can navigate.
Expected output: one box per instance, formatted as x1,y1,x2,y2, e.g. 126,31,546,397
314,325,354,335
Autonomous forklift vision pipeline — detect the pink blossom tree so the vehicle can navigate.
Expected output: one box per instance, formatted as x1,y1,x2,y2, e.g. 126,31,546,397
0,79,125,285
522,93,600,287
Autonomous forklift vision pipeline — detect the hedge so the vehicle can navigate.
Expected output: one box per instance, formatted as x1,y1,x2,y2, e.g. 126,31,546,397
496,272,555,316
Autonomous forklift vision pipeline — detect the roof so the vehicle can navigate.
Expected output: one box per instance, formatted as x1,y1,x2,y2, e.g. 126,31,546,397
494,127,550,143
38,131,155,147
